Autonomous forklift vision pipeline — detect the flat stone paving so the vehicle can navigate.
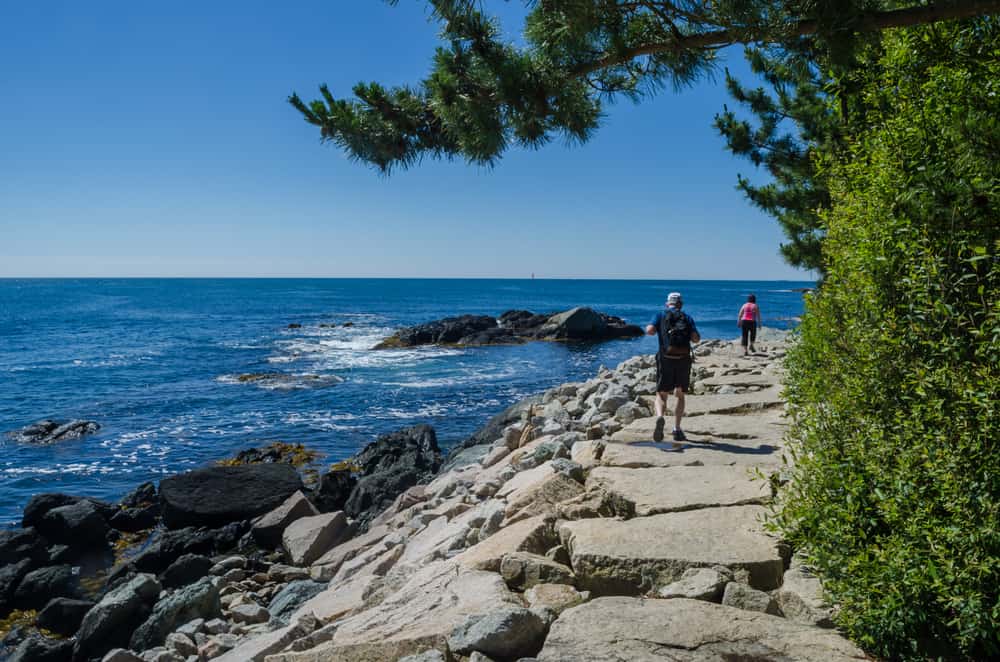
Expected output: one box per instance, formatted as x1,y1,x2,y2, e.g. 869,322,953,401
537,597,868,661
586,466,769,516
560,505,785,594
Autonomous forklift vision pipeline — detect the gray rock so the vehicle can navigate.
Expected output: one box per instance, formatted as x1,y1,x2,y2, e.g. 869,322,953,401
35,596,95,635
773,560,835,627
102,650,144,662
129,578,222,650
13,564,79,609
614,401,647,425
657,566,731,601
500,552,575,590
166,631,198,657
252,491,320,548
596,385,630,414
549,458,585,483
161,554,214,589
229,603,270,624
7,419,100,444
537,597,865,661
74,573,162,661
8,635,74,662
282,511,352,566
721,581,781,615
448,605,550,659
397,651,447,662
267,580,327,626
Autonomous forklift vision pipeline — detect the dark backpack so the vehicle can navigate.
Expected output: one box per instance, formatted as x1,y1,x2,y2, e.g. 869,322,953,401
659,309,692,355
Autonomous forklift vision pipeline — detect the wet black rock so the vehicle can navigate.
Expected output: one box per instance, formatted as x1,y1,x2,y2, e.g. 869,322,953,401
0,559,33,615
345,424,442,527
0,527,48,567
6,419,101,445
109,481,161,532
13,565,79,609
36,597,96,636
375,307,642,349
126,522,249,577
159,464,303,529
22,493,115,530
8,635,73,662
160,553,214,589
312,468,357,514
37,499,111,551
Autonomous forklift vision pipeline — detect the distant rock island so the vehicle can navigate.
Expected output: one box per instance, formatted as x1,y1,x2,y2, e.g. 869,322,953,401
374,307,643,349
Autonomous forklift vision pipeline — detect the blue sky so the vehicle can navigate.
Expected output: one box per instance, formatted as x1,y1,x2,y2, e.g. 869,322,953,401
1,1,811,280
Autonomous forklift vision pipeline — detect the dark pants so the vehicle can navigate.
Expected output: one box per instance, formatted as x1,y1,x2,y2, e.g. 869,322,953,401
740,320,757,348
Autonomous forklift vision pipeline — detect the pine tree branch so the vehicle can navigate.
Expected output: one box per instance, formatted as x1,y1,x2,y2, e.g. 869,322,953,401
575,0,1000,74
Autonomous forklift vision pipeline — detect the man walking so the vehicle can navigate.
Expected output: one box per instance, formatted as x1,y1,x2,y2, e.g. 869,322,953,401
646,292,700,446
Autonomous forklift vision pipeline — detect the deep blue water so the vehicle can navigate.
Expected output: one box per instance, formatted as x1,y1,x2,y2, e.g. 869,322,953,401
0,278,811,525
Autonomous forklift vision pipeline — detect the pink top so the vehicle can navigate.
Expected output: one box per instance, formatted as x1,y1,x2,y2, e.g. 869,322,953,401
740,303,758,321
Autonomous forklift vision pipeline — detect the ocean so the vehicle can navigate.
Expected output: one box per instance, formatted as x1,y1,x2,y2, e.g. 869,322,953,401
0,278,811,525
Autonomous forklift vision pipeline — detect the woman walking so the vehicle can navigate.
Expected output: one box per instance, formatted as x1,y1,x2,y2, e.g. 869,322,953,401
737,294,762,356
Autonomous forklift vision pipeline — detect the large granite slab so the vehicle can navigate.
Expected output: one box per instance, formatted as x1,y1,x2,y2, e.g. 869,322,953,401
586,466,769,516
559,505,784,594
537,597,866,661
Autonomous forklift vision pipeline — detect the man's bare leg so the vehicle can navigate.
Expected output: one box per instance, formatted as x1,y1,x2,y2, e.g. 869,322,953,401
673,387,685,431
653,391,668,441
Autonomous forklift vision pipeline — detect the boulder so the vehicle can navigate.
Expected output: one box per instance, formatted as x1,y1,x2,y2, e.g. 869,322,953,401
311,469,357,513
499,552,575,590
374,315,500,348
345,425,442,528
448,606,551,659
230,603,269,624
721,581,780,615
559,506,784,595
657,566,731,601
537,597,867,661
291,573,380,623
73,573,162,661
535,307,642,341
129,578,221,650
0,527,48,567
38,499,111,551
36,597,95,635
773,559,835,627
503,468,584,524
310,523,390,578
129,525,234,576
110,481,160,532
268,561,520,662
22,493,114,530
252,491,320,548
282,512,352,566
0,558,33,613
6,419,100,444
159,554,214,589
13,565,79,609
159,464,303,529
267,580,327,626
7,635,74,662
524,583,589,615
455,516,556,572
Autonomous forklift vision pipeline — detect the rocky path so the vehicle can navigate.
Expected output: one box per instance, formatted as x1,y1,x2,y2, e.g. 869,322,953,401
73,333,868,662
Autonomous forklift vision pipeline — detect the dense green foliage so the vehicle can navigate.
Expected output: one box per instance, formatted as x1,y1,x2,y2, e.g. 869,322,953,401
776,20,1000,659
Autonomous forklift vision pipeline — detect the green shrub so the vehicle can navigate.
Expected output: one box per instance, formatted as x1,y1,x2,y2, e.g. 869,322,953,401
774,21,1000,660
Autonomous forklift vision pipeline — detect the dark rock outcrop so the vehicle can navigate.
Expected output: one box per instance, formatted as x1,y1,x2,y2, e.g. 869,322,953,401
312,468,357,514
126,522,249,576
36,597,96,636
375,307,642,349
73,573,161,661
6,419,100,444
344,425,442,527
129,577,221,650
8,635,73,662
22,493,114,530
12,565,79,609
0,527,48,567
36,499,111,551
159,554,214,589
0,559,33,615
110,482,160,532
159,464,303,529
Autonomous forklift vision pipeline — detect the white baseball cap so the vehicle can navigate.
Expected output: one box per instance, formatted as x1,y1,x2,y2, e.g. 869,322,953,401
667,292,683,305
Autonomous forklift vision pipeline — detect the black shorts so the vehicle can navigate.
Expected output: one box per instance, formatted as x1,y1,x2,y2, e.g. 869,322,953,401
655,353,692,392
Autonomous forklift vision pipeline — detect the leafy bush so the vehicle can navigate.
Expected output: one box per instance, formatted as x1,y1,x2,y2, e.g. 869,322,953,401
775,21,1000,660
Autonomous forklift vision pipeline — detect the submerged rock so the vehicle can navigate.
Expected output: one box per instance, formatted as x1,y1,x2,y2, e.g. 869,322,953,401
6,419,100,445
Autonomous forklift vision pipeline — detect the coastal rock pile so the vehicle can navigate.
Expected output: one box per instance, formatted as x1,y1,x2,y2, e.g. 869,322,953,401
1,332,862,661
374,307,643,348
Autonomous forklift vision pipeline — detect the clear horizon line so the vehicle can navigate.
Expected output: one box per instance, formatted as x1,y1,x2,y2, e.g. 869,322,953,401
0,275,817,282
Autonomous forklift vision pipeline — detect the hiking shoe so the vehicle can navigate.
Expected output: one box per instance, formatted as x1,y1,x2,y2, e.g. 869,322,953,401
653,416,665,442
672,428,687,442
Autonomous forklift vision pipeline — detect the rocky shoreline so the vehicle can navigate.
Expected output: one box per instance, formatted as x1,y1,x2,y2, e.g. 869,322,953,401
0,330,868,662
373,307,642,348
